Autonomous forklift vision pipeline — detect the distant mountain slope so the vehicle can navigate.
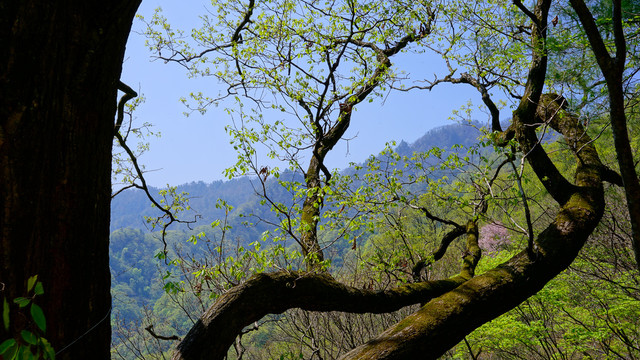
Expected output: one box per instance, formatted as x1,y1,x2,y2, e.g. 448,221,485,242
395,122,483,157
111,177,256,231
110,122,483,231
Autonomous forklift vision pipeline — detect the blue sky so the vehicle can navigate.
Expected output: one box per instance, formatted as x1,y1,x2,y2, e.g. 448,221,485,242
120,0,485,187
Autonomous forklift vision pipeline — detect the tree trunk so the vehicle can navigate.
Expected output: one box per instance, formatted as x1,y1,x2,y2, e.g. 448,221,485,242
569,0,640,272
0,1,140,358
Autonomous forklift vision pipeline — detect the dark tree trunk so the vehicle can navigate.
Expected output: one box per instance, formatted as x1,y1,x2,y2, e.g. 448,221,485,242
570,0,640,272
0,1,140,358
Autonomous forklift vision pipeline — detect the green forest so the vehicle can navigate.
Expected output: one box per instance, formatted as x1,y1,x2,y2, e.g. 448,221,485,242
109,124,640,359
2,0,640,359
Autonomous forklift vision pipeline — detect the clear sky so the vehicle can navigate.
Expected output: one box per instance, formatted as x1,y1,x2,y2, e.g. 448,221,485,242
120,0,485,187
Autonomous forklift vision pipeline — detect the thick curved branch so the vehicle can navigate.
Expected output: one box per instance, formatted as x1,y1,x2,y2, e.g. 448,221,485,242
412,223,472,281
338,0,623,354
512,0,550,118
506,97,576,205
171,271,470,360
114,81,137,135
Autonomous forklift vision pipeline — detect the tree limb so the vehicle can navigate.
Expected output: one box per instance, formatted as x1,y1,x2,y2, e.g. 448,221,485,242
570,0,640,271
145,325,181,341
171,271,470,360
114,81,199,257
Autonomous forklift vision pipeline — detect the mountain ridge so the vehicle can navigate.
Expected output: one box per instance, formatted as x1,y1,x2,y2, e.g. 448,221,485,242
110,122,483,231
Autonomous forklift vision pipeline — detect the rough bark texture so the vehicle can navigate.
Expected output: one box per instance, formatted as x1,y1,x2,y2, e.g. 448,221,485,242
171,271,470,360
0,1,140,358
570,0,640,271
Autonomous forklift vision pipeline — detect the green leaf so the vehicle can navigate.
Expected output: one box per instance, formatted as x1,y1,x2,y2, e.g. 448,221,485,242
34,282,44,296
0,339,16,354
40,338,55,360
0,340,17,360
27,275,38,292
18,345,35,360
13,297,30,308
30,304,45,332
21,329,37,345
2,297,9,330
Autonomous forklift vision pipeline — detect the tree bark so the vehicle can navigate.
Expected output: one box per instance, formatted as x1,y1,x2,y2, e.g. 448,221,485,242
171,271,472,360
0,1,140,358
569,0,640,271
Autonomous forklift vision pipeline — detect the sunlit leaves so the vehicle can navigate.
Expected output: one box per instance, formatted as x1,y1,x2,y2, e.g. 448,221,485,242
144,185,194,231
461,251,640,358
434,0,532,105
324,135,516,283
139,0,449,275
142,0,438,171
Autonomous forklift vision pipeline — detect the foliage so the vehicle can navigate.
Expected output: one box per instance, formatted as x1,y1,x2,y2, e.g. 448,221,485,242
0,276,55,360
455,201,640,359
109,128,640,359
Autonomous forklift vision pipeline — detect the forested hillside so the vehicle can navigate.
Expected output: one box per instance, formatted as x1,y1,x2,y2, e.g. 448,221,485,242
110,120,640,359
108,0,640,357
